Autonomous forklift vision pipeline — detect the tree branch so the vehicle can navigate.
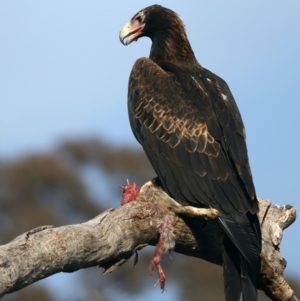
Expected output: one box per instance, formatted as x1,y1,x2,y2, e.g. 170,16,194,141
0,182,296,300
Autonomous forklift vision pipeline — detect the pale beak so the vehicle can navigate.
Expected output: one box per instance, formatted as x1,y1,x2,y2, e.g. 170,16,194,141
119,20,145,46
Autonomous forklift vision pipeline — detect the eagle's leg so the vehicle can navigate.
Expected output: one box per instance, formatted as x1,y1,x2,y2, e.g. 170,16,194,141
150,215,175,292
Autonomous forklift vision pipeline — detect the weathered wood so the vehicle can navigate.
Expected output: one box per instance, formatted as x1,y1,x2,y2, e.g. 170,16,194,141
0,182,296,300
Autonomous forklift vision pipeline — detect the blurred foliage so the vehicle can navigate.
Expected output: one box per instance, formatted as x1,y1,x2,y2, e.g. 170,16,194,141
0,155,100,244
3,285,51,301
57,138,154,185
0,137,299,300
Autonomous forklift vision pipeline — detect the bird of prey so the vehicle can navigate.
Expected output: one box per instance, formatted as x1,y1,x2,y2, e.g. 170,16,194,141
119,5,261,301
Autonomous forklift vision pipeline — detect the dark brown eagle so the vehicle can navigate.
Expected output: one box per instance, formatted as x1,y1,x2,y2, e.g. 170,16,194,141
119,5,261,301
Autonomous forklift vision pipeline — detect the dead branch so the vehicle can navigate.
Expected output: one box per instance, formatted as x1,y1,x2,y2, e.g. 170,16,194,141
0,182,296,300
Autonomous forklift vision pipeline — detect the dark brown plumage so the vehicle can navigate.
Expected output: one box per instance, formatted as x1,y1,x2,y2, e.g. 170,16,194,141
120,5,261,301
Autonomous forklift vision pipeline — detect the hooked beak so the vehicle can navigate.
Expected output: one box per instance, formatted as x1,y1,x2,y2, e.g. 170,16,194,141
119,20,145,46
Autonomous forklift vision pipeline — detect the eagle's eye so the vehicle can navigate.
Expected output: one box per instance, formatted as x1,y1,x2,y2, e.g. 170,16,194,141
136,15,143,23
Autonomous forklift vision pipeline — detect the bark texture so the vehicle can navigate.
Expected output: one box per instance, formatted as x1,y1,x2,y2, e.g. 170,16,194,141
0,182,296,300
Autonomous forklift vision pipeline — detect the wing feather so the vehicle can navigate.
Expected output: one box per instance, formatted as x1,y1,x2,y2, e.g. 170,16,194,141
128,58,258,215
128,58,260,270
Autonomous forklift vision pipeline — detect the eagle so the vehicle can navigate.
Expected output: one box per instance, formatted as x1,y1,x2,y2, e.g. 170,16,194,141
119,5,261,301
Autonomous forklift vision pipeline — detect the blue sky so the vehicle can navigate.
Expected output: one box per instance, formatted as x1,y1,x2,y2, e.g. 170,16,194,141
1,0,300,296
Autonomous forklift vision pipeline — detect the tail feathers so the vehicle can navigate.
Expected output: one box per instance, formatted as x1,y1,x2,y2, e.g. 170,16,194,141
223,236,258,301
223,236,241,301
240,251,257,301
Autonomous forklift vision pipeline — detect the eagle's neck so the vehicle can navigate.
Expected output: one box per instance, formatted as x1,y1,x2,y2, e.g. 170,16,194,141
149,28,198,67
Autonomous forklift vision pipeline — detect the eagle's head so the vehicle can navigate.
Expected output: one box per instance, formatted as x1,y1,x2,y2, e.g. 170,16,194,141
119,5,184,46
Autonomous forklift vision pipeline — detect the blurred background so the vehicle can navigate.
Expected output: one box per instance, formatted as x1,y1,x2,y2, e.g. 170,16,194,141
1,1,300,300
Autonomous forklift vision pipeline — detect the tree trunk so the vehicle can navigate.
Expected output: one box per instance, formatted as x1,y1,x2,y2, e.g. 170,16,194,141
0,182,296,300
